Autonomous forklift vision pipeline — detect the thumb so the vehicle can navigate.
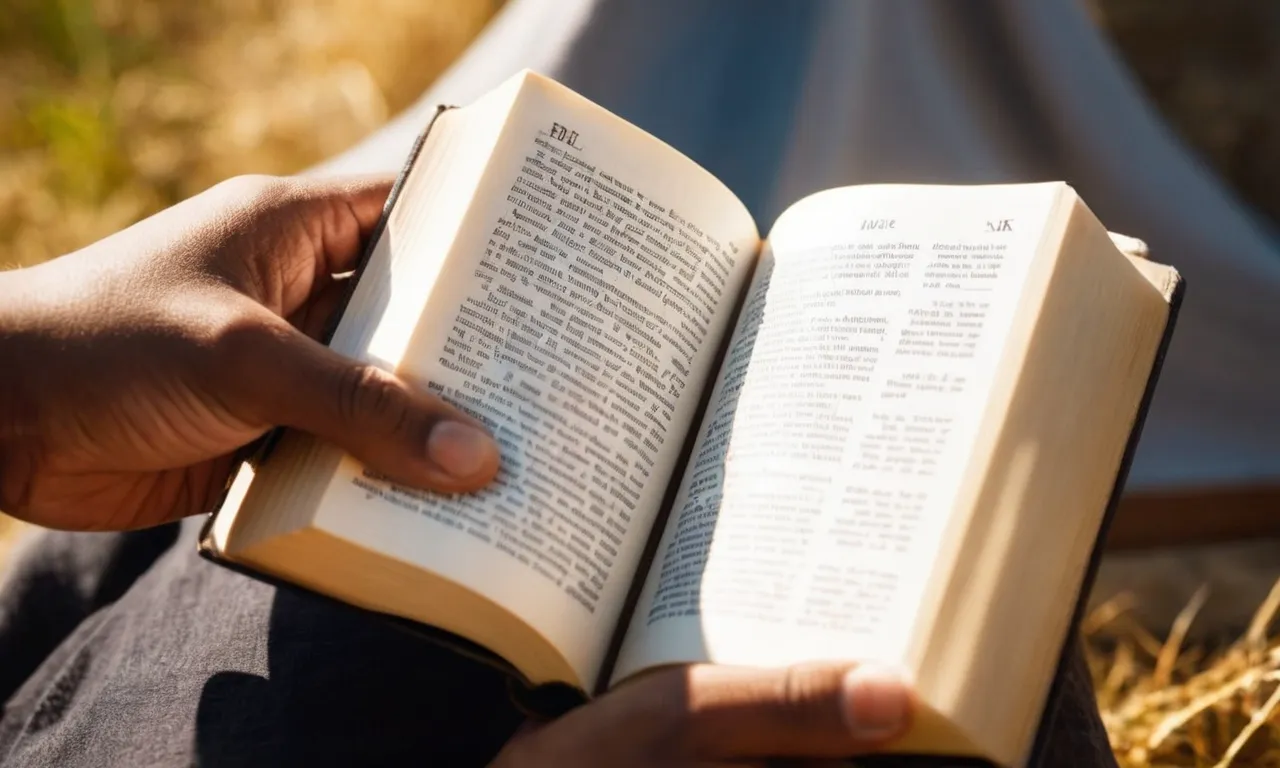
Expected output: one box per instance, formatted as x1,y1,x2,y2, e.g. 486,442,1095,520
679,662,914,758
241,315,501,493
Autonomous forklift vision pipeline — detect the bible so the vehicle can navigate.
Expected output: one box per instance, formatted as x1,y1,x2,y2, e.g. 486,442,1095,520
199,70,1183,766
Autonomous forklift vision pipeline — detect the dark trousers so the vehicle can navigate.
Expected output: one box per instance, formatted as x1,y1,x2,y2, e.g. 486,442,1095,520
0,519,1116,767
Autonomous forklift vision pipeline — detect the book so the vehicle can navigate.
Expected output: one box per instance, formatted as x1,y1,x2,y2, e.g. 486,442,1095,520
198,70,1183,766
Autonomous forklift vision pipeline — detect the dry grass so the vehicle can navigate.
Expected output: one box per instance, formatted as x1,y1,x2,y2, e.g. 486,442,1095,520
3,2,1280,765
1088,584,1280,767
0,0,500,270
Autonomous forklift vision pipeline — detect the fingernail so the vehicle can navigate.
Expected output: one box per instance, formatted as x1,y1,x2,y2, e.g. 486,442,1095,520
426,421,498,480
842,665,911,741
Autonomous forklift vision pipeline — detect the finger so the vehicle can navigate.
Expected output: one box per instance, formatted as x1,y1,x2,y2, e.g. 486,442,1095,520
236,313,500,493
681,662,913,758
282,174,395,276
207,174,393,316
288,274,352,341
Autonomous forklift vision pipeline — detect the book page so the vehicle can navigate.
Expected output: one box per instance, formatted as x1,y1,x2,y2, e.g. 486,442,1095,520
612,184,1065,683
312,74,759,689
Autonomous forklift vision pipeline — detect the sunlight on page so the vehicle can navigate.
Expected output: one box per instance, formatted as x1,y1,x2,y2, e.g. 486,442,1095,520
927,442,1037,703
613,184,1063,680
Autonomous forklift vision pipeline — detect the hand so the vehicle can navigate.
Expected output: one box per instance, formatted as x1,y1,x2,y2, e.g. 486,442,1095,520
491,662,914,767
0,175,501,531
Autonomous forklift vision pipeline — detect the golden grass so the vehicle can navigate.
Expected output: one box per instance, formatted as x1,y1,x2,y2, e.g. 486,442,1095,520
0,0,501,270
1088,585,1280,767
3,2,1280,765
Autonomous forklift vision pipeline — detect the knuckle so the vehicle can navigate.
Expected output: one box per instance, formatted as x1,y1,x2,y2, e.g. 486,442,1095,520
204,310,284,360
774,665,828,730
200,313,291,393
336,364,410,431
319,194,359,242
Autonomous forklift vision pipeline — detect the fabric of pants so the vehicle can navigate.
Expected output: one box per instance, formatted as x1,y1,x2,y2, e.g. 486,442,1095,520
0,521,1115,767
0,521,522,767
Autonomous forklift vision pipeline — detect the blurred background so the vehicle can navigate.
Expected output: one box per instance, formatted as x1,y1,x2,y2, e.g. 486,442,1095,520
2,0,1277,273
0,0,505,559
1,1,1279,764
0,0,503,272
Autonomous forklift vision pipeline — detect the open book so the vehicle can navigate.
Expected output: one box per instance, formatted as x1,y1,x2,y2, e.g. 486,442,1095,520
200,70,1183,766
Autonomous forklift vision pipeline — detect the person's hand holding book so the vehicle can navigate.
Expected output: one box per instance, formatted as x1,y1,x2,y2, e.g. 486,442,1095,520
0,175,502,531
491,661,911,767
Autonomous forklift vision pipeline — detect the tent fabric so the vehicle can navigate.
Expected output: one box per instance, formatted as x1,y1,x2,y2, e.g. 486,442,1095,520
318,0,1280,492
